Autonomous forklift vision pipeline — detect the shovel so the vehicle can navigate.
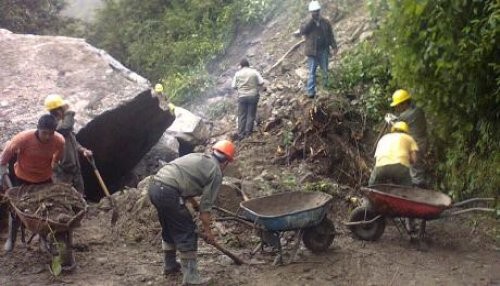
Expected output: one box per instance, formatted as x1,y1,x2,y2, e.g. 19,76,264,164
86,156,119,225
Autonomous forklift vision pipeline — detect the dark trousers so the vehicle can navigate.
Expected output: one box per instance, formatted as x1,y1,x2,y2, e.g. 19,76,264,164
238,95,258,137
148,181,197,252
369,163,412,186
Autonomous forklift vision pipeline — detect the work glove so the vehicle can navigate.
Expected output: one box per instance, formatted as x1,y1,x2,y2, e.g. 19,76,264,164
292,29,301,38
168,103,176,113
384,113,398,125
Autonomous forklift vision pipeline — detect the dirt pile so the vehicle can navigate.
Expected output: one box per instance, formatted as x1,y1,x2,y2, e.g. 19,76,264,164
8,183,86,223
264,97,373,187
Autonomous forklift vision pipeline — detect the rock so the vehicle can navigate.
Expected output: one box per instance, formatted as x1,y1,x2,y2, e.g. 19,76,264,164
295,67,309,81
167,106,209,154
132,133,179,180
0,28,150,138
359,31,373,42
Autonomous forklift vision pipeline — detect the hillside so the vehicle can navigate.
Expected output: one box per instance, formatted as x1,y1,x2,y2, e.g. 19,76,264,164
0,0,498,285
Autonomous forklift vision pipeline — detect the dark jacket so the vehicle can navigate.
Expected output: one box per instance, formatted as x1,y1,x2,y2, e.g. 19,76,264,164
55,111,82,173
399,105,428,152
300,17,337,57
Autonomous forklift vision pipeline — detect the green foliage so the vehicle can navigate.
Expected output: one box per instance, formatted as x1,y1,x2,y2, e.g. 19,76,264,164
89,0,275,103
206,100,236,119
330,41,393,121
237,0,276,23
162,68,214,105
0,0,67,34
379,0,500,198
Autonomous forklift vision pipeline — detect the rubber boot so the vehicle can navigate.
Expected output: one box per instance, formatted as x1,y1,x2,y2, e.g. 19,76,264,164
163,250,181,276
180,251,212,286
162,241,180,276
4,213,19,252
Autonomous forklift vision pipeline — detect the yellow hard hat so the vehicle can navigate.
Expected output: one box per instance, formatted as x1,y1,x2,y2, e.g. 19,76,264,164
154,84,164,93
391,121,410,133
44,94,66,111
390,89,411,107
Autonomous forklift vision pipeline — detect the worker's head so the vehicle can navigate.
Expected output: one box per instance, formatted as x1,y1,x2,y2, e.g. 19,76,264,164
391,121,410,134
212,140,236,168
240,58,250,68
154,83,164,94
36,114,58,143
390,89,412,112
308,1,321,19
44,94,67,119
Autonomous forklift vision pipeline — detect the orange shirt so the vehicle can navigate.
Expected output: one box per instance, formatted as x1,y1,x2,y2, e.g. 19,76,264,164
0,130,65,183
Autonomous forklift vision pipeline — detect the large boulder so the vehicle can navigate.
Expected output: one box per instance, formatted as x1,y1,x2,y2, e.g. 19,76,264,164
0,28,150,141
0,29,176,200
167,107,209,155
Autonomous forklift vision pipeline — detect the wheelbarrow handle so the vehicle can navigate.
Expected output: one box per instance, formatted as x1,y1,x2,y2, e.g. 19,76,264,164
452,198,494,208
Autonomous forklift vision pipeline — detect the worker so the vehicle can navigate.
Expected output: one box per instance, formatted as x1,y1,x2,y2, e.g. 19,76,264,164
148,140,235,285
44,94,93,195
231,58,265,140
389,89,428,187
0,114,65,252
369,121,418,186
297,1,337,98
153,83,164,97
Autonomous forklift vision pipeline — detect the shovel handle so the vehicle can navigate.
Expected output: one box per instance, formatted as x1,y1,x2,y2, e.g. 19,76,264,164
86,156,112,197
202,236,246,265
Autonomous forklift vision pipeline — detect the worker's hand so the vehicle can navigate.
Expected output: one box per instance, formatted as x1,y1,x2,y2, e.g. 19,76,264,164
384,113,398,124
80,148,93,158
202,229,216,245
187,197,200,212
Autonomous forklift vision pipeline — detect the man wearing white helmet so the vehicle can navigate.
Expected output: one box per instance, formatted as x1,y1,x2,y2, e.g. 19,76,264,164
298,1,337,98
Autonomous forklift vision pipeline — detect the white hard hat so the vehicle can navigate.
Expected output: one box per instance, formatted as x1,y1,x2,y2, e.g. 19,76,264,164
308,1,321,11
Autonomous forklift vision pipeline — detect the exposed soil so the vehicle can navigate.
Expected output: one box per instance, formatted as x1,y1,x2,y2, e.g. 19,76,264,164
0,0,498,285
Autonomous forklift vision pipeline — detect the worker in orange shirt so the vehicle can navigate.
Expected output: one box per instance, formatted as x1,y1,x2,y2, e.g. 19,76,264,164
0,114,65,252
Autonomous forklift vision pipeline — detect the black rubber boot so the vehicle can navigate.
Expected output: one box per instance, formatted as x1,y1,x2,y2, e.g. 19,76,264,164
163,250,181,276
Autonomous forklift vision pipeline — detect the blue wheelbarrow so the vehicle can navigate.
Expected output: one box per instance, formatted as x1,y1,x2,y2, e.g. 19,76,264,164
215,191,335,265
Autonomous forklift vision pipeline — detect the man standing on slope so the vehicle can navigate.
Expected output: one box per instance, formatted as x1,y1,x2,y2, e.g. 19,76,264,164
232,58,265,140
298,1,337,98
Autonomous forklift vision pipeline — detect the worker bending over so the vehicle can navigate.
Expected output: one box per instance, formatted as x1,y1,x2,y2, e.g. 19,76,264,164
148,140,235,285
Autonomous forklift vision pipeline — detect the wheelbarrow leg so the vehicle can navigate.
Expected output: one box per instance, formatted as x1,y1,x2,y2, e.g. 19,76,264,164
288,230,304,264
417,220,429,251
272,232,284,266
4,212,20,252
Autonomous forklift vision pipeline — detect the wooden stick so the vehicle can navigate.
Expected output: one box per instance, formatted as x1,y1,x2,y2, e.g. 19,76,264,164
265,39,305,75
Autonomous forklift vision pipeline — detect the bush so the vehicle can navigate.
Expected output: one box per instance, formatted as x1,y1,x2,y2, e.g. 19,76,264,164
330,41,393,121
379,0,500,198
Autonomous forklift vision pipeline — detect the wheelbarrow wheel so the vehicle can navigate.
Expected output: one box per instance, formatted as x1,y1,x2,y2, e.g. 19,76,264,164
348,207,385,241
302,218,335,253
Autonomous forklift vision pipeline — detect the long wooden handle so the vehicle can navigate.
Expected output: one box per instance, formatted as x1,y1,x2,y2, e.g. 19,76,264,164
87,156,111,197
205,239,246,265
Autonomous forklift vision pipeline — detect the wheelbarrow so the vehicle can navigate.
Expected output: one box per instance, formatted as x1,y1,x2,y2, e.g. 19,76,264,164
345,184,496,242
215,191,335,265
4,183,87,271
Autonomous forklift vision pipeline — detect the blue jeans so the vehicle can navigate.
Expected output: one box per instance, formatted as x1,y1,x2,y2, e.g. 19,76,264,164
306,49,329,97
